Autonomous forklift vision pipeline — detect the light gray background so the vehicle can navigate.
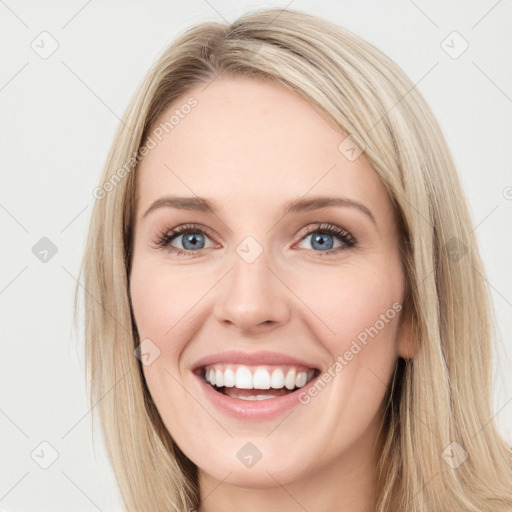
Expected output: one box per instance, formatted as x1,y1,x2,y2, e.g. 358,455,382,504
1,1,511,511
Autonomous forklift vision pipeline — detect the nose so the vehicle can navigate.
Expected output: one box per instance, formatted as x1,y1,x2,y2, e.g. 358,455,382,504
213,248,291,336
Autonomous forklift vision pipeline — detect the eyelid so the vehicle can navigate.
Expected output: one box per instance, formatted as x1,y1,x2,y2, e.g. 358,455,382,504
153,222,356,256
152,223,218,250
292,222,356,252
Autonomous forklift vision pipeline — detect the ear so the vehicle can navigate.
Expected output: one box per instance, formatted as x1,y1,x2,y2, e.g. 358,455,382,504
396,308,418,359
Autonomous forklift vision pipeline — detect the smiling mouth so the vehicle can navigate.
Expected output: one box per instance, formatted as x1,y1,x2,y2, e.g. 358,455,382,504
198,364,320,401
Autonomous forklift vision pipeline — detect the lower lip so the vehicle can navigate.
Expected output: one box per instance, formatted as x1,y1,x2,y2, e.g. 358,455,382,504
194,372,319,420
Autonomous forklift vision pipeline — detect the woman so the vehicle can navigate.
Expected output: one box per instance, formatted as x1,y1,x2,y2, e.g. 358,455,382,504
77,7,512,511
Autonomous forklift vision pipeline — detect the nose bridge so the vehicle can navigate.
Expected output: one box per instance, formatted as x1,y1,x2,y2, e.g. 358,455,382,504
213,235,290,333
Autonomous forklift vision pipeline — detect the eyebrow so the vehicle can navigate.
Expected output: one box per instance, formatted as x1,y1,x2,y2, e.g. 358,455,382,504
142,195,376,225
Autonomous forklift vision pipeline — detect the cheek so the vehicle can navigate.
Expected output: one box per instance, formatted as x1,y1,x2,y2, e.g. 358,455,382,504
130,262,210,432
290,260,403,344
129,260,210,359
287,260,404,416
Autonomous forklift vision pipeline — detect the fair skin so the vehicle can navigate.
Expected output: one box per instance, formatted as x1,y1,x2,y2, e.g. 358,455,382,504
129,75,413,512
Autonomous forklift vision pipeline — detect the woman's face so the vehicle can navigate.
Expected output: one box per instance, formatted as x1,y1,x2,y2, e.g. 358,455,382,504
130,75,411,491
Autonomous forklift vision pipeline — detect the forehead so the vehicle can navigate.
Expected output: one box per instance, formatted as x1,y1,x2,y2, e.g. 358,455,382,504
136,75,391,220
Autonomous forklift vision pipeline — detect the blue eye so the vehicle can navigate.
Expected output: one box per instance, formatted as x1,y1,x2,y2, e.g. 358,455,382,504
302,231,337,251
153,222,356,256
296,223,356,255
154,224,215,255
177,232,206,250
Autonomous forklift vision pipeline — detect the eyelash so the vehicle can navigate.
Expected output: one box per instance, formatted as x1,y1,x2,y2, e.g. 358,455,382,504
152,222,357,257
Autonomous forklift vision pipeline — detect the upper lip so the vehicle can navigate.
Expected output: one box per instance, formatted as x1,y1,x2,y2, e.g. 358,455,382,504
191,350,320,372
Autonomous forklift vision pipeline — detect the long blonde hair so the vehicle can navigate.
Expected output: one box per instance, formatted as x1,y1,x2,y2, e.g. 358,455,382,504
76,8,512,511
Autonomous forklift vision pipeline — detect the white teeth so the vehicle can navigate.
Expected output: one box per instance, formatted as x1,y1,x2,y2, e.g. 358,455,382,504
284,368,296,390
238,395,279,401
296,371,307,388
253,368,271,389
223,368,235,388
204,364,316,390
271,368,285,389
215,368,224,387
235,366,253,389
